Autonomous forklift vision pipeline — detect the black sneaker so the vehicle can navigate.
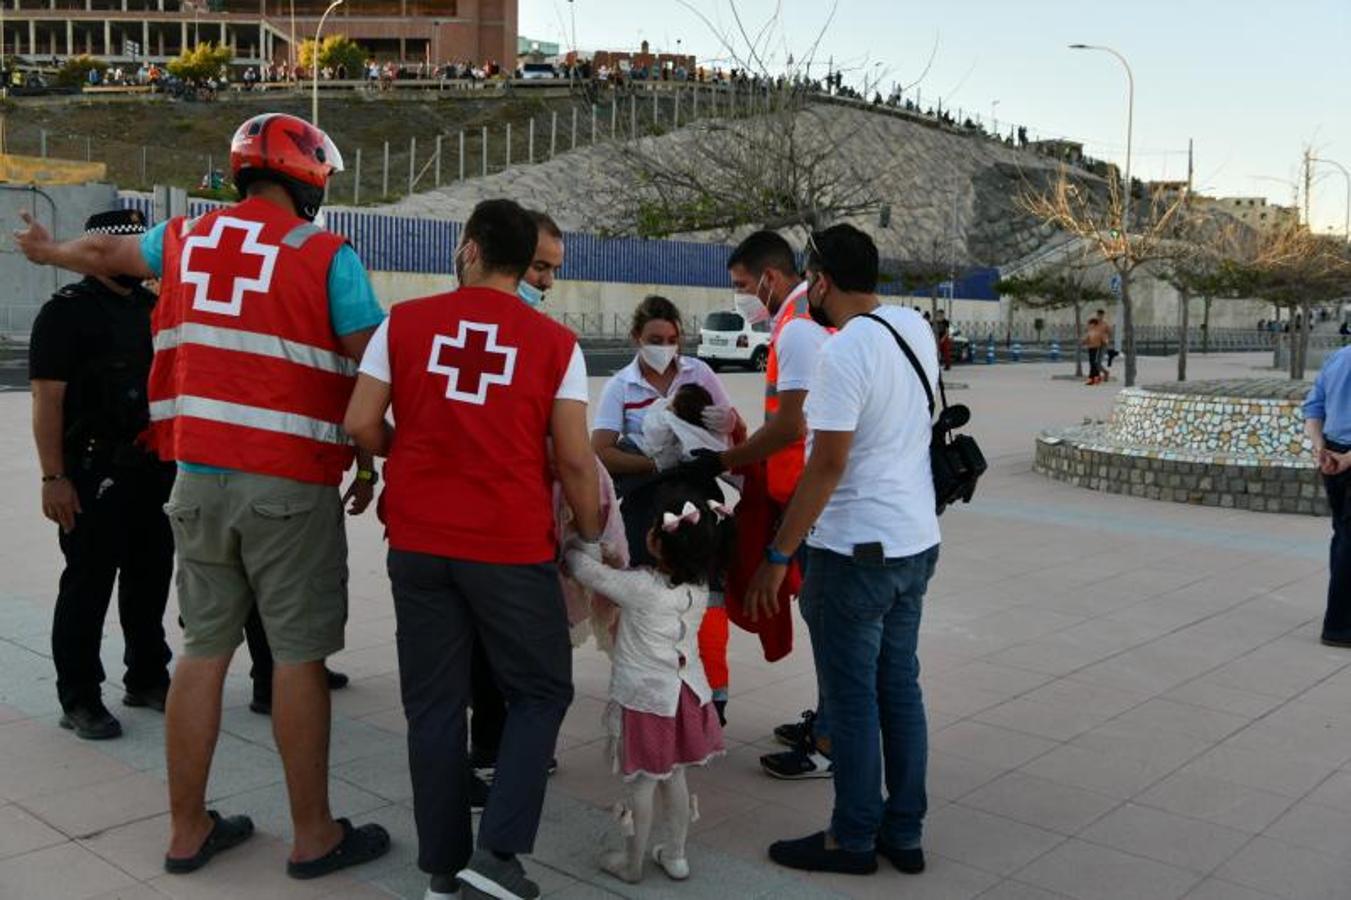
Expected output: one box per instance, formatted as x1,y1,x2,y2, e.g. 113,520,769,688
469,771,491,812
769,831,877,875
60,699,122,740
426,872,458,899
123,683,170,713
457,849,540,900
326,668,350,690
877,838,925,874
761,746,833,779
773,710,817,748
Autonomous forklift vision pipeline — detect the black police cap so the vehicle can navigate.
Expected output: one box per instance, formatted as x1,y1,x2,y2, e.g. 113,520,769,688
83,209,148,236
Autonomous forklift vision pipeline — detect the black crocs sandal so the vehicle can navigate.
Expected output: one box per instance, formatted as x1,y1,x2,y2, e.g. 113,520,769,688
164,811,255,874
286,818,391,880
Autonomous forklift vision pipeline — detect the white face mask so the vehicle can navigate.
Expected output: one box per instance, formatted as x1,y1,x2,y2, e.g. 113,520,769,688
733,292,770,326
639,343,678,373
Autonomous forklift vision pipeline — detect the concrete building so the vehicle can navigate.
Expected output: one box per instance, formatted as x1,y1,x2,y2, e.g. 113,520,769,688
0,0,516,67
1196,195,1300,233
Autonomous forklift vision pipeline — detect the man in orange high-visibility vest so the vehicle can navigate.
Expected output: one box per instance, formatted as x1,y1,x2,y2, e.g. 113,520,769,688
718,231,833,781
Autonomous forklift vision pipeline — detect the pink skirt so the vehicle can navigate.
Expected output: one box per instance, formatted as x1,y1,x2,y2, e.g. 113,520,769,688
612,685,725,781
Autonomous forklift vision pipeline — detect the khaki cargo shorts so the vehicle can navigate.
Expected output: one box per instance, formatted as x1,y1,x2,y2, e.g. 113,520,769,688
164,470,348,664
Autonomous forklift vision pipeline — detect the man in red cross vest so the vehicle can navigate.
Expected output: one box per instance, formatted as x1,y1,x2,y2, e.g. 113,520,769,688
345,198,602,900
14,112,391,880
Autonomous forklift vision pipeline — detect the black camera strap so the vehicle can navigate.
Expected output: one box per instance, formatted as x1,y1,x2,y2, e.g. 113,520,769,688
859,312,944,419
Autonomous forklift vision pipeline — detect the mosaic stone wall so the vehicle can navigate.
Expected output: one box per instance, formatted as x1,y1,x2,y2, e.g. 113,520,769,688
1036,379,1328,516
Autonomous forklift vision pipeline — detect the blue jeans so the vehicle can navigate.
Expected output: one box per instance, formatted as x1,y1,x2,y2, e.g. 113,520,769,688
805,544,939,852
797,546,829,744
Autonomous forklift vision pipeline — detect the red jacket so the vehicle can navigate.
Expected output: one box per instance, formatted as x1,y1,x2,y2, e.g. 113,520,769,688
383,287,577,564
724,460,799,662
147,197,354,485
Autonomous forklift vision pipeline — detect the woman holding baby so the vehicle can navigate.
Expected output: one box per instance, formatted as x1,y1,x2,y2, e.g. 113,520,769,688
590,294,741,726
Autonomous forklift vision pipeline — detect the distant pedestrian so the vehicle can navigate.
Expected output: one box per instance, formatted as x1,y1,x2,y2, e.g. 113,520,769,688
1304,346,1351,648
1083,317,1107,385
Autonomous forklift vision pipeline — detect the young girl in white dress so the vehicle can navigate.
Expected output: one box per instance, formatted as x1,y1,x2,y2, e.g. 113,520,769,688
565,491,729,884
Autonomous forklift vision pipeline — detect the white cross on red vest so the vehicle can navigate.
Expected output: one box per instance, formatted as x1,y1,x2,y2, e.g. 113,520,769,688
180,217,279,317
426,321,518,405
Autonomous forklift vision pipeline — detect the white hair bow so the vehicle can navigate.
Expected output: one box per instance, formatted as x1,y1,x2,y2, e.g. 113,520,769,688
661,501,702,533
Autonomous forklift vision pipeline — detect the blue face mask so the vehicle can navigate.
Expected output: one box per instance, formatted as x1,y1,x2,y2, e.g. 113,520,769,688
517,280,545,308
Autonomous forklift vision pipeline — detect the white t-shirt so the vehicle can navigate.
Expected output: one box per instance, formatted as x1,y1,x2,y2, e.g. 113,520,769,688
593,354,732,440
775,317,831,393
358,317,589,402
803,304,941,559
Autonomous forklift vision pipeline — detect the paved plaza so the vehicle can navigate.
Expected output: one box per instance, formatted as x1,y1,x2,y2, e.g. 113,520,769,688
0,351,1347,900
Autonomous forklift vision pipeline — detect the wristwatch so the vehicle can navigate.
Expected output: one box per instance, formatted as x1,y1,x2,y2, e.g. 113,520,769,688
41,473,67,484
764,545,793,566
356,468,379,485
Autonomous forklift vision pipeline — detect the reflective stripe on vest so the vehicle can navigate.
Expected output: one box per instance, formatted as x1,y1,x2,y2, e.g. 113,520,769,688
153,323,358,377
149,395,350,446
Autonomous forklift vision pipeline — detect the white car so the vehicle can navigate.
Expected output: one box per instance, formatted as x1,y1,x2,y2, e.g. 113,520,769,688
697,310,772,371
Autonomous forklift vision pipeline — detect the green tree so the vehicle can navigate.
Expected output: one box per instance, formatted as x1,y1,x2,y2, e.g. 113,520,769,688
996,262,1112,378
56,54,108,88
167,42,232,85
299,35,365,80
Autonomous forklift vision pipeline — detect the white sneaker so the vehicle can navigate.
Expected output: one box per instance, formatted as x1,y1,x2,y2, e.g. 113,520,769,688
652,844,690,880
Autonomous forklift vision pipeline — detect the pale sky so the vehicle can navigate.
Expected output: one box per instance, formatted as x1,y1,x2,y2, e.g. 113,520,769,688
521,0,1351,236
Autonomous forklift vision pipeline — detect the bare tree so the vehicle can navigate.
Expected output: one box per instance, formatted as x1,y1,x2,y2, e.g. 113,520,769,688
1019,169,1190,387
595,0,917,237
1232,225,1351,379
996,258,1112,378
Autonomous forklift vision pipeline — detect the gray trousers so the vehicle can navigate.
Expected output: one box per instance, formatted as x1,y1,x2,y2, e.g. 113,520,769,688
389,549,574,875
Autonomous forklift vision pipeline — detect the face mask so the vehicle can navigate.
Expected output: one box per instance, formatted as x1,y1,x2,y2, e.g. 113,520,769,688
807,278,834,329
639,343,678,373
517,280,545,308
733,292,770,326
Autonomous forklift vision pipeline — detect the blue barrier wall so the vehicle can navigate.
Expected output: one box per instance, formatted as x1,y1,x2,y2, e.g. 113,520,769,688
118,195,998,300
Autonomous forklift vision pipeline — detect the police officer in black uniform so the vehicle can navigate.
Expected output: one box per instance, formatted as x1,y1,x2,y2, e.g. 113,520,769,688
29,208,174,740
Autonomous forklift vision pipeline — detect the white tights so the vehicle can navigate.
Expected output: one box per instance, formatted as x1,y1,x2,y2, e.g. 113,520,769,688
601,768,693,883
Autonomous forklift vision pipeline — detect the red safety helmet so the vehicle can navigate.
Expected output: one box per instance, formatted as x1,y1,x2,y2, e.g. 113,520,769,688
229,113,343,220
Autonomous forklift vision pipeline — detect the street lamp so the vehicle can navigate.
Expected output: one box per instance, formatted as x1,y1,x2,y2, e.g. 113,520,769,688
1070,42,1134,355
1312,157,1351,243
311,0,343,126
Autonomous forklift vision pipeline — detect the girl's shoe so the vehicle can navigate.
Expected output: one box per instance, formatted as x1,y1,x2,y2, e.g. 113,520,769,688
652,845,689,880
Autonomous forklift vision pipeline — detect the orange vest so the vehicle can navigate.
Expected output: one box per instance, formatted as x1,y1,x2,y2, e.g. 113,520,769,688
764,285,815,504
146,197,356,486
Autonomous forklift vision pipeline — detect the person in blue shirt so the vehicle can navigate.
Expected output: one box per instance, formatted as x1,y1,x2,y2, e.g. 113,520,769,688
138,218,377,712
1304,345,1351,647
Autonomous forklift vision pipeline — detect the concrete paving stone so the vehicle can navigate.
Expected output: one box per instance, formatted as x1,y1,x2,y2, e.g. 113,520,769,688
1178,742,1338,799
1068,721,1215,771
1263,799,1351,859
1181,879,1280,900
923,682,1009,718
1303,770,1351,812
1077,803,1250,874
1069,643,1231,696
0,841,139,900
958,772,1120,836
1099,697,1251,743
940,662,1057,699
87,887,175,900
327,673,403,720
1135,771,1296,833
796,854,999,900
928,753,1011,801
923,804,1066,876
1013,839,1201,900
1019,744,1177,801
1203,639,1351,700
1216,836,1351,900
931,721,1060,771
1161,678,1287,719
78,812,173,883
21,770,170,837
0,802,68,860
976,882,1077,900
332,751,414,805
972,697,1111,742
